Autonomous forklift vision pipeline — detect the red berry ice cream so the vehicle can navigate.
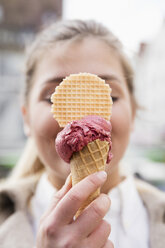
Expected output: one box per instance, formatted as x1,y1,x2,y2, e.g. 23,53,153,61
55,115,112,164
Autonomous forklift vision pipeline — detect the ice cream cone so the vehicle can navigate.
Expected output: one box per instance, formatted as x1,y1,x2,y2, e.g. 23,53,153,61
51,73,112,218
70,139,109,217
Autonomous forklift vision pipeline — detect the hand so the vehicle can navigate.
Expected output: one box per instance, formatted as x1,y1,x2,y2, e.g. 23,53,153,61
36,171,114,248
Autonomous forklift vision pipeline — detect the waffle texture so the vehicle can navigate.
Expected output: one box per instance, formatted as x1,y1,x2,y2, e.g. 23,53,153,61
51,73,112,127
70,139,109,217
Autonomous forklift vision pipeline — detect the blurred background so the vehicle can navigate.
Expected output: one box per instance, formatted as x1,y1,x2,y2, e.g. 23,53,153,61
0,0,165,189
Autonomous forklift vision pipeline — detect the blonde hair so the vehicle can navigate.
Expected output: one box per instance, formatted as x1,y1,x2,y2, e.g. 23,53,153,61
24,19,135,103
10,19,136,181
7,138,44,183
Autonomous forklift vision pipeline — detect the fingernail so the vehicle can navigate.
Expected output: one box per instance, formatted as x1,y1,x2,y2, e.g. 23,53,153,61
100,194,110,208
95,171,107,181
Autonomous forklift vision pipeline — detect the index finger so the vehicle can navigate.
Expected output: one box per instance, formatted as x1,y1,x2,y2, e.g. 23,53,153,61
49,171,107,226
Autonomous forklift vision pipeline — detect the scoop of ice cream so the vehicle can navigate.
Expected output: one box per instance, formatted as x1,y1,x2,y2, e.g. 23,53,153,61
55,115,112,163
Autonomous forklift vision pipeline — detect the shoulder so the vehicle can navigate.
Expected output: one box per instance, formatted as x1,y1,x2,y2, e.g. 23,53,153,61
0,210,35,247
135,179,165,228
0,175,39,224
135,178,165,207
0,175,40,247
135,179,165,248
0,175,41,247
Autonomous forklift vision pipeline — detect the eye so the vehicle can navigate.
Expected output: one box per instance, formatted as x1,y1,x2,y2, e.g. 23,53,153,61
44,96,52,104
112,96,118,102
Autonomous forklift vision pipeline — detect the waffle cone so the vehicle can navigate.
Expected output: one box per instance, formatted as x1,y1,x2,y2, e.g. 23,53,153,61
51,73,112,127
70,139,109,218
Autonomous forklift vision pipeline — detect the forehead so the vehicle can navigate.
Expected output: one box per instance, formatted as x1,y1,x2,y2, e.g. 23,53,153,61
35,37,124,82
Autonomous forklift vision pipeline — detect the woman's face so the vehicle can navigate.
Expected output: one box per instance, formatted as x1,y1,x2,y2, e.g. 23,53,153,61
23,38,134,189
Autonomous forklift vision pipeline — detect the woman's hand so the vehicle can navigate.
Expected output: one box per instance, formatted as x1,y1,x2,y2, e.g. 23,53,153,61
36,171,114,248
